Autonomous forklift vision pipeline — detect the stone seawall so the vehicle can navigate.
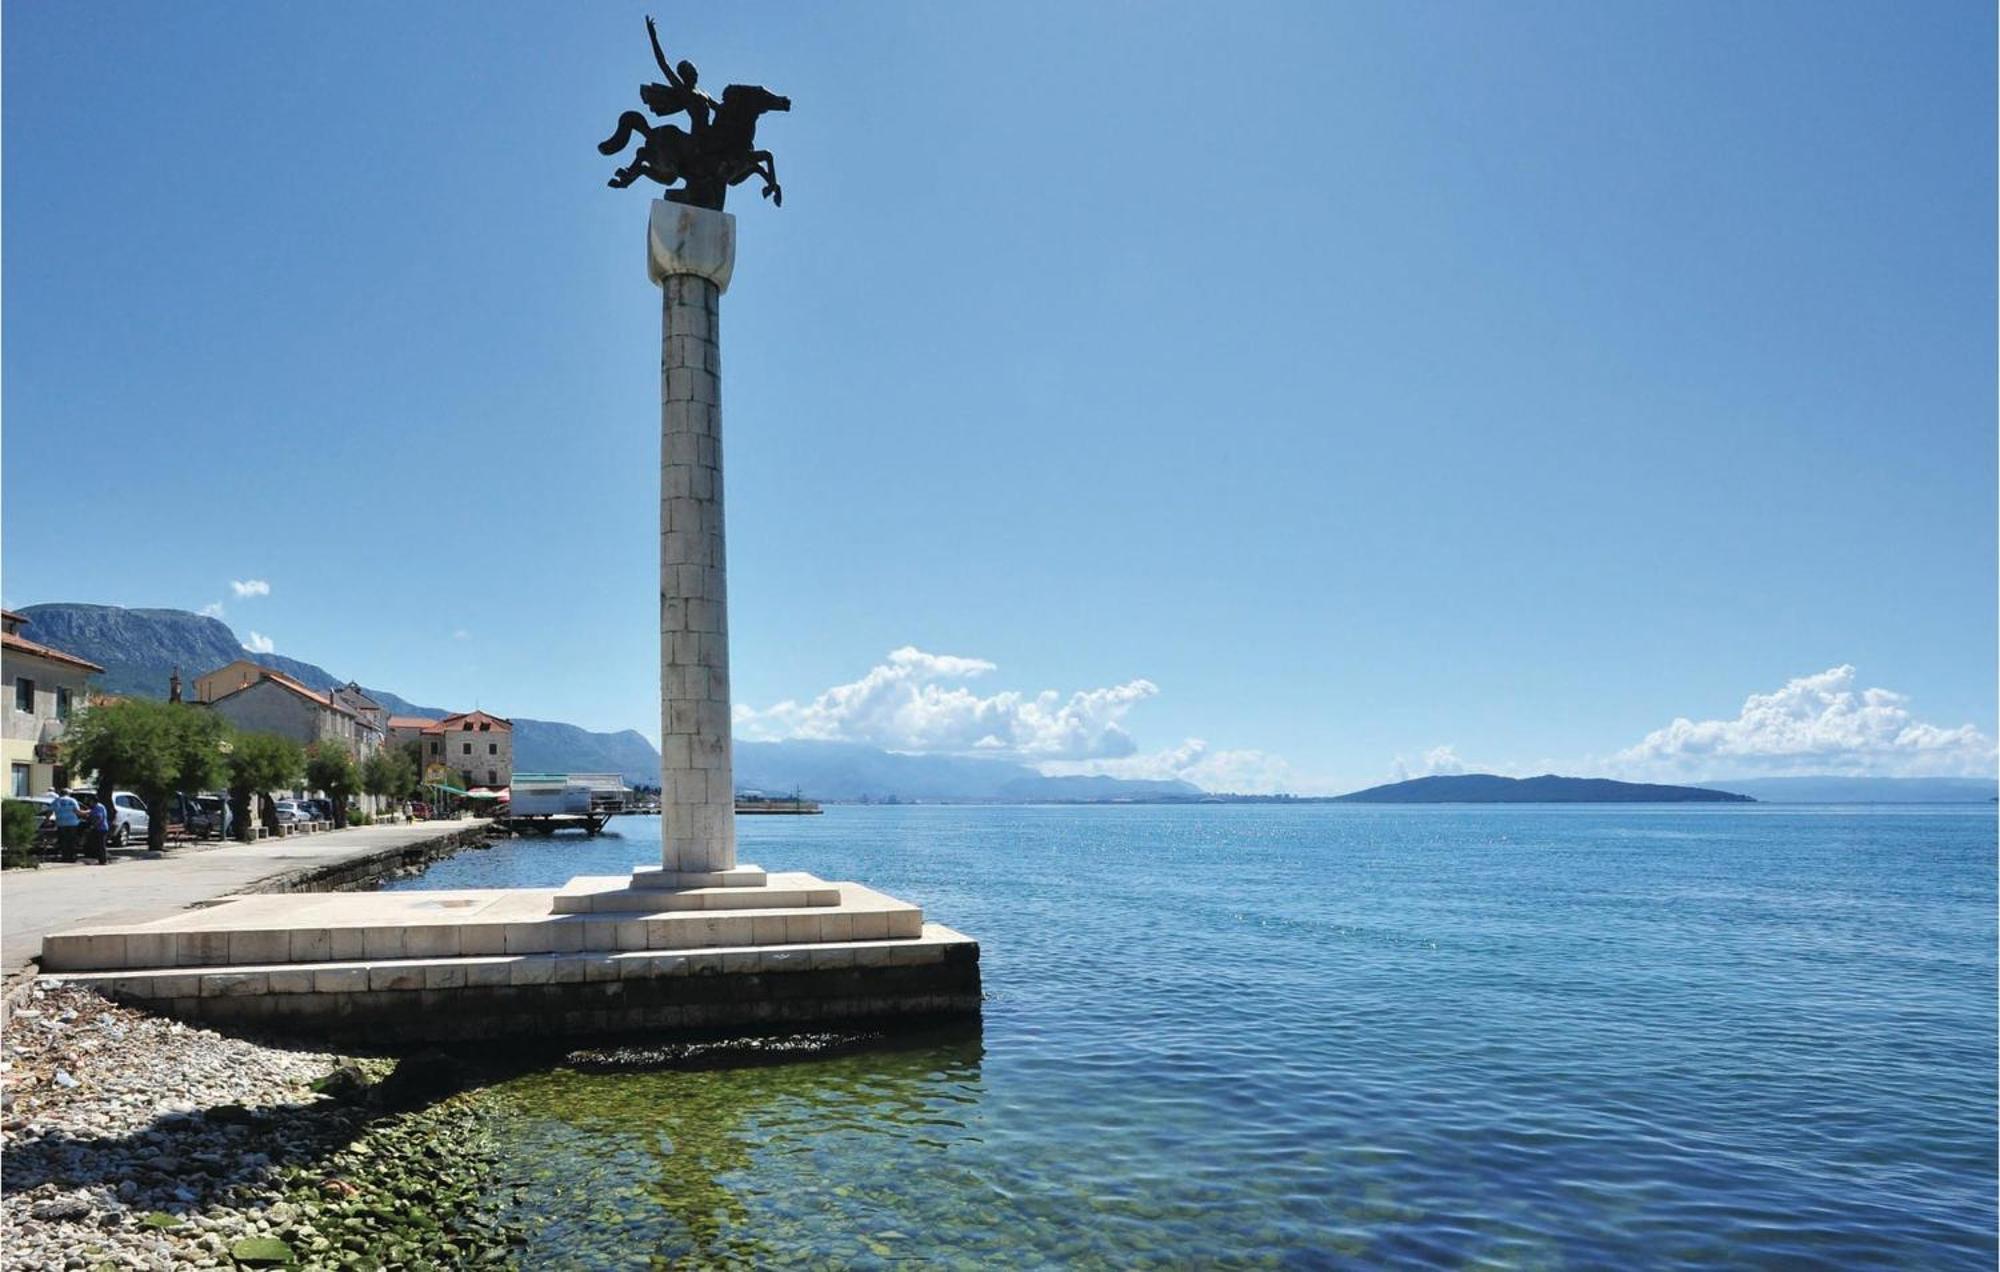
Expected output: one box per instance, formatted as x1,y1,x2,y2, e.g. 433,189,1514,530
140,948,983,1046
233,824,492,896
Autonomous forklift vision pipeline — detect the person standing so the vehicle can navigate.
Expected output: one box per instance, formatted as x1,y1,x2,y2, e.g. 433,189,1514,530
50,789,82,862
86,796,110,866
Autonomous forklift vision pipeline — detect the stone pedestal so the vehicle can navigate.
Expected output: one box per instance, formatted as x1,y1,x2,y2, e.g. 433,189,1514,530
650,200,738,879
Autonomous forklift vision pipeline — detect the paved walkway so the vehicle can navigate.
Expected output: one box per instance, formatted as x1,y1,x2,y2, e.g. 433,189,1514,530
1,820,480,973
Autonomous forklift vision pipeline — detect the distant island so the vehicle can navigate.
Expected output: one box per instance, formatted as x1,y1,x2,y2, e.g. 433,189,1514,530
1333,774,1754,804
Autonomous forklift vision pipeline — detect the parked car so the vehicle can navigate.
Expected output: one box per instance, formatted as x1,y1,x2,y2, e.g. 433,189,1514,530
172,792,232,839
299,798,334,824
108,796,150,844
29,784,149,844
409,801,431,821
273,800,308,826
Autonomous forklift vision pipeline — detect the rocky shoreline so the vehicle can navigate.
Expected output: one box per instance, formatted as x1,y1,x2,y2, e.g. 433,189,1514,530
1,983,516,1269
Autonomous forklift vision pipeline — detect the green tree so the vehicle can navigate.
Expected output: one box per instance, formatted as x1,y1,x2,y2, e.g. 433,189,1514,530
64,699,229,850
225,732,304,842
305,740,361,828
362,746,414,808
398,738,426,795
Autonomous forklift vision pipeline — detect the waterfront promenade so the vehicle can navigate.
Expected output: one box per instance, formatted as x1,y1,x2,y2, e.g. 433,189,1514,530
0,820,483,974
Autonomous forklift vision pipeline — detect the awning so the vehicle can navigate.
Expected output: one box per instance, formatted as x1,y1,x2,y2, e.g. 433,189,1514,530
428,782,471,796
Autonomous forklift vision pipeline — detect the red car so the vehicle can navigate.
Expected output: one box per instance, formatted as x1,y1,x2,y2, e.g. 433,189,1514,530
409,801,432,821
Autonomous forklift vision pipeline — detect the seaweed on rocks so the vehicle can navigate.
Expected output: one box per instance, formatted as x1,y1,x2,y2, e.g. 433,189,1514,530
0,984,526,1270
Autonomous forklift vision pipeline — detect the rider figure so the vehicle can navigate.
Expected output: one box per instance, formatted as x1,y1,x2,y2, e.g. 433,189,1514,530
640,16,715,139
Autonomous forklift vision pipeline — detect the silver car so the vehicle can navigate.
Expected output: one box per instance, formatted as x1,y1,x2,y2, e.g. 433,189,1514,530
107,792,150,846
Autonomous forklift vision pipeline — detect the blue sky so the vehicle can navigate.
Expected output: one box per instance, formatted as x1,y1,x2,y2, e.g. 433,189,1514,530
4,2,1993,793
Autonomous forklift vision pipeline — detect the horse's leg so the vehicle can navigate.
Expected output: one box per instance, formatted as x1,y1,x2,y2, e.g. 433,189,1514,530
597,110,652,156
629,157,679,188
752,151,781,205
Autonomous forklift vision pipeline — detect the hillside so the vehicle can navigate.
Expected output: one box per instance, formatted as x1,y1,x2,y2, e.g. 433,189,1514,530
1334,774,1754,804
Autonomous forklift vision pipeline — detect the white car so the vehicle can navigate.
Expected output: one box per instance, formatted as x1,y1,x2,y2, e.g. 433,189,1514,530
108,792,150,846
273,800,308,826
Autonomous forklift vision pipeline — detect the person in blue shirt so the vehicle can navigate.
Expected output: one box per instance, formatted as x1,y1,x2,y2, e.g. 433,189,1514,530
86,797,110,865
50,790,81,862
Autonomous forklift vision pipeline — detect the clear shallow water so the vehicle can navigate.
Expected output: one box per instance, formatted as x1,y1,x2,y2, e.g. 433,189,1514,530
389,805,1998,1268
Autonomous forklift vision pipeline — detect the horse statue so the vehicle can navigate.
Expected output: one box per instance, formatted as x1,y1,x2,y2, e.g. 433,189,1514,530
598,18,791,210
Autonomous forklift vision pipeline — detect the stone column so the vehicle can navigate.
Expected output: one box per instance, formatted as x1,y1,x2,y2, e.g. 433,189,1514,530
649,200,738,878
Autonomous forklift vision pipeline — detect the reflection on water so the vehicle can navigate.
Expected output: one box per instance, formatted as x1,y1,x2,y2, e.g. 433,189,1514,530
489,1032,986,1268
393,805,1997,1267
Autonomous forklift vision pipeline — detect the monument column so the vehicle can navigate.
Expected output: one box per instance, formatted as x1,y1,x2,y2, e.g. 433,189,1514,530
649,199,738,878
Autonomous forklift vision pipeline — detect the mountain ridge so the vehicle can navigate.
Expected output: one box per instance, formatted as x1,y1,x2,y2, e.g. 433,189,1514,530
1333,773,1754,804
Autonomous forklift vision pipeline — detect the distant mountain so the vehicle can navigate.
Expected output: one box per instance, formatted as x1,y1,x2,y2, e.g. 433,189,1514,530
1334,774,1754,804
733,739,1202,803
12,602,652,781
513,719,663,785
1702,776,1999,804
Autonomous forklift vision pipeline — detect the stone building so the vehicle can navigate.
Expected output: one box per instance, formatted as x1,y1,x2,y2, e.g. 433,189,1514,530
196,661,382,759
394,710,514,789
330,682,389,735
1,609,104,797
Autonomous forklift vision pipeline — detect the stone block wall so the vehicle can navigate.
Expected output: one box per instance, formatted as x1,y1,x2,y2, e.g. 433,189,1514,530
659,272,735,873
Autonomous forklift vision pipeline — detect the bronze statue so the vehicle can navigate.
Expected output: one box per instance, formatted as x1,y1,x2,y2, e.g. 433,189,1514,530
599,16,790,209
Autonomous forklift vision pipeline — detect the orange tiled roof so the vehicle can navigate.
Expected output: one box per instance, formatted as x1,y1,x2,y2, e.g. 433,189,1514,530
209,668,359,717
433,709,513,733
1,629,105,674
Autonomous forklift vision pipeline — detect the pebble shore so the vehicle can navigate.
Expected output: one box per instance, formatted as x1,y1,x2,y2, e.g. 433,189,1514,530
1,983,508,1270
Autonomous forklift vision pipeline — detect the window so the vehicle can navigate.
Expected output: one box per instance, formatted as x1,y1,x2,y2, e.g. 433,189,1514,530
430,742,440,756
55,687,71,721
479,722,490,732
488,743,498,755
14,678,33,713
10,764,28,797
462,743,472,755
486,769,498,785
117,794,145,811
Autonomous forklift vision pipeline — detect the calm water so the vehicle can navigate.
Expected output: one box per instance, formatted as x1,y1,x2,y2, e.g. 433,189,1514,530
389,805,1997,1268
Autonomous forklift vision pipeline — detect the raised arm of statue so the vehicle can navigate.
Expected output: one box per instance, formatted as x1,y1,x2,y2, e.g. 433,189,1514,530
646,16,682,87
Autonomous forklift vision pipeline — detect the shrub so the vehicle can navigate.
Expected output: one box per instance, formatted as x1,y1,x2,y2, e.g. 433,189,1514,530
1,800,41,869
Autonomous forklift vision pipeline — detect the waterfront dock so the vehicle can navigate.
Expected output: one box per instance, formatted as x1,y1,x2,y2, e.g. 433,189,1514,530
3,819,488,976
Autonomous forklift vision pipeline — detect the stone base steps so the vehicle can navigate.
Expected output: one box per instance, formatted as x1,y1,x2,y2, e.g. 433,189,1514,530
552,869,836,914
44,924,970,999
42,924,983,1044
36,864,982,1042
41,876,921,972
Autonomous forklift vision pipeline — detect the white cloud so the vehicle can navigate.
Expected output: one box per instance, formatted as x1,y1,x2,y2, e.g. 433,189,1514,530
735,646,1156,761
198,601,226,618
1390,744,1477,782
1042,738,1298,794
230,579,271,598
242,631,276,654
1617,666,1994,778
452,629,471,641
1421,744,1466,776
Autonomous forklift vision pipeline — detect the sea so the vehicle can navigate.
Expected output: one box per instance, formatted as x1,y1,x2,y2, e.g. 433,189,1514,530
386,804,1997,1268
